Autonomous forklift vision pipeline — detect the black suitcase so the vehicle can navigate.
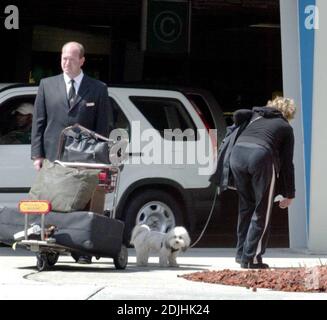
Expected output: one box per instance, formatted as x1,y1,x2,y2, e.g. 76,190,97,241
0,206,124,258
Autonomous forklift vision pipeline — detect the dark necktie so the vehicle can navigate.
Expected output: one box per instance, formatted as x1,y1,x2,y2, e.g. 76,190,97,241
68,79,76,108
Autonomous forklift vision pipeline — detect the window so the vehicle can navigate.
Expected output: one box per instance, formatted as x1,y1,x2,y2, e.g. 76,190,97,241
129,96,197,140
110,97,130,138
0,97,35,145
185,93,215,129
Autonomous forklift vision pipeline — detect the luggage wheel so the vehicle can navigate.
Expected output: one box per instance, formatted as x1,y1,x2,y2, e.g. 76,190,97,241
113,244,128,270
36,252,59,271
46,252,59,266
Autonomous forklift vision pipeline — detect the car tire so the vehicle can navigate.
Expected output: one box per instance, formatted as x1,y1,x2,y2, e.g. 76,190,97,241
123,189,184,244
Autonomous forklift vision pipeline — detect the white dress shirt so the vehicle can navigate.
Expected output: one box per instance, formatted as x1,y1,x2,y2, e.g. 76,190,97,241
63,71,84,97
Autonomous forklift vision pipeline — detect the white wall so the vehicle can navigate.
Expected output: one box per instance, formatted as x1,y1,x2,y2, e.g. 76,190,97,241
280,0,308,249
308,0,327,252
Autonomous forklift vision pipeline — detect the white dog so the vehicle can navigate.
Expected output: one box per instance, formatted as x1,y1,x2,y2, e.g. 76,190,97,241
130,224,191,267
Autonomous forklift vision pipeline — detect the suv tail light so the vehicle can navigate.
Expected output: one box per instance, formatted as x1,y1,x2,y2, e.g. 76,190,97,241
98,171,110,186
98,170,118,193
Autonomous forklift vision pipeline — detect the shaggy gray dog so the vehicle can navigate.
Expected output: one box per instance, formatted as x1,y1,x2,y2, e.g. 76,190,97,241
130,224,191,267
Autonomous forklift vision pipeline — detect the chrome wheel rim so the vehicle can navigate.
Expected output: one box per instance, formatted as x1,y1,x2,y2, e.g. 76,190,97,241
136,201,175,233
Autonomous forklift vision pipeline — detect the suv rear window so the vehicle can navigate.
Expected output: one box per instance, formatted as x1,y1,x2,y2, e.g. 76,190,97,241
185,93,215,129
110,97,130,138
129,96,197,140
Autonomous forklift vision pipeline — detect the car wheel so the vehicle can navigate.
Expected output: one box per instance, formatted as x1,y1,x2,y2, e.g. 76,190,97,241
124,190,183,244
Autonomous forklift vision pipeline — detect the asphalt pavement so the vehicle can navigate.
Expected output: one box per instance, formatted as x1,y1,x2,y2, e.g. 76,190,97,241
1,246,327,300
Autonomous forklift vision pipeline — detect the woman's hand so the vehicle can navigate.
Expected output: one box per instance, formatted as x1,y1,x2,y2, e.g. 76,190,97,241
279,197,293,209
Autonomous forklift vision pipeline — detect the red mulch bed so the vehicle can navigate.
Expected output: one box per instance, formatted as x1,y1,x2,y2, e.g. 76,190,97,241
180,266,327,292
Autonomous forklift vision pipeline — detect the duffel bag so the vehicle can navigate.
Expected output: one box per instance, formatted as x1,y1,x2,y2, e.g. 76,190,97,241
29,159,100,212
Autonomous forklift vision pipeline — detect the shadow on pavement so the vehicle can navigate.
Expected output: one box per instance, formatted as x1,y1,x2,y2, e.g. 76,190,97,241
17,262,208,273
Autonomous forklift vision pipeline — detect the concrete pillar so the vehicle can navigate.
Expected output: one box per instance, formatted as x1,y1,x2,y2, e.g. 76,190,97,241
279,0,308,249
308,0,327,252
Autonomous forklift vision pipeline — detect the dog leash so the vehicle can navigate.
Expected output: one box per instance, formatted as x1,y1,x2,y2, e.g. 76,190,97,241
190,188,218,248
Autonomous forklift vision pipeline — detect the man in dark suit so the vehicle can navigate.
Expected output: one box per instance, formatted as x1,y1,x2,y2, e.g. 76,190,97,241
32,41,113,166
31,41,113,264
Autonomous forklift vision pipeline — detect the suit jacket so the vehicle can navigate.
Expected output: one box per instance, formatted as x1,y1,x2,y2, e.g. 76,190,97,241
31,74,113,162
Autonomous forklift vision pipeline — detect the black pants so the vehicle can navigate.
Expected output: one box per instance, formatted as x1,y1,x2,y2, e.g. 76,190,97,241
230,142,276,264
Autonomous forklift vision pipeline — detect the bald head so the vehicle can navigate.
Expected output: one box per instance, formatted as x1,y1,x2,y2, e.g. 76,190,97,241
62,42,85,58
61,42,85,78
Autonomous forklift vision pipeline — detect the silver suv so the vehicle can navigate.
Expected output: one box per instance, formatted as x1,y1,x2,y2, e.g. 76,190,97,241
0,84,226,241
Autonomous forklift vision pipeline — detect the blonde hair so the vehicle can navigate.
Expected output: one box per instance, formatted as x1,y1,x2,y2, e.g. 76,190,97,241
267,96,296,121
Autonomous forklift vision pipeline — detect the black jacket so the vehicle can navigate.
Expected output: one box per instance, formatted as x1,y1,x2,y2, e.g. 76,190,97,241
210,107,295,198
209,110,252,194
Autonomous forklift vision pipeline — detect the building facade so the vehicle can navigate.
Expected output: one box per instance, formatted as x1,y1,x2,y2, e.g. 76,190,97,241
281,0,327,252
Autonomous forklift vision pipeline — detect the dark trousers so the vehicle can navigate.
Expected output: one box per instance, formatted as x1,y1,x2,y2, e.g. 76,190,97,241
230,142,276,264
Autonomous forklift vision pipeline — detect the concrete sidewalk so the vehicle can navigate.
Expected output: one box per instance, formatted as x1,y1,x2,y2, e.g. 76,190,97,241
0,247,327,300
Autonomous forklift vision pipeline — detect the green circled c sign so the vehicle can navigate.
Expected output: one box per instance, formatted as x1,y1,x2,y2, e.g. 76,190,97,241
153,11,183,43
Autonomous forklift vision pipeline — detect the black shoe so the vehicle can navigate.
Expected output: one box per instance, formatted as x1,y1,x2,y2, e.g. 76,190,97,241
77,256,92,264
241,262,269,269
235,258,241,264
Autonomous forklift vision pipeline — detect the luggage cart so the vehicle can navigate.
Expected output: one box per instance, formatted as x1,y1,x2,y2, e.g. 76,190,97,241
17,162,127,272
